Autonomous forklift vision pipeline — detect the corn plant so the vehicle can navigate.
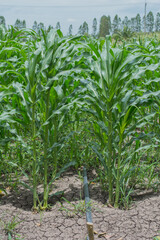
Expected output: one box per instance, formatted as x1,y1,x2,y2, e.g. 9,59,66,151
36,29,82,209
0,85,19,194
1,28,83,210
80,36,149,207
128,39,160,162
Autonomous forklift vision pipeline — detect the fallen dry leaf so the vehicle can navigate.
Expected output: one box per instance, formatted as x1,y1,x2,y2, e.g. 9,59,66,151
108,204,114,208
36,223,41,227
98,232,107,237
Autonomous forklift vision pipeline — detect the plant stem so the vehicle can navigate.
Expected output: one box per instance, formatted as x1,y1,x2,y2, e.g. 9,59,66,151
43,90,50,209
114,139,122,208
53,116,58,172
107,105,113,204
32,102,37,209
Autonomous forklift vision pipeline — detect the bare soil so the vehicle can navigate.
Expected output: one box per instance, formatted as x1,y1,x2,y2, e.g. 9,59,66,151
0,169,160,240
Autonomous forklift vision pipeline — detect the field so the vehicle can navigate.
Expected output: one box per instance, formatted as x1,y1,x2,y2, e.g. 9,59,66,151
0,169,160,240
0,26,160,239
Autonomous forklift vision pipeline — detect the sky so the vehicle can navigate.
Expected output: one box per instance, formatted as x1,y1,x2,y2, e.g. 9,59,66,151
0,0,159,34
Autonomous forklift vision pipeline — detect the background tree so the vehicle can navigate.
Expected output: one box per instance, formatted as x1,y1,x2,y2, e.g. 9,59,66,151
14,19,26,29
78,21,89,35
99,15,111,37
78,24,83,34
135,14,141,32
113,26,134,41
36,22,45,36
155,12,160,32
130,15,141,33
122,16,129,29
146,11,154,32
130,17,136,32
38,22,44,30
32,21,38,33
0,16,6,27
68,24,73,36
22,20,26,28
92,18,97,37
14,19,21,29
82,21,89,35
47,25,54,32
112,14,121,33
56,22,61,30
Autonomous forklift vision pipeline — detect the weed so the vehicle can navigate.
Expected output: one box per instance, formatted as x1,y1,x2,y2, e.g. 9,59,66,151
39,211,44,226
2,216,23,240
59,197,92,217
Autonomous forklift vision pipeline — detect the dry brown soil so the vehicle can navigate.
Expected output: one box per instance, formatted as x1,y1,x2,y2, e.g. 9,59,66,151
0,169,160,240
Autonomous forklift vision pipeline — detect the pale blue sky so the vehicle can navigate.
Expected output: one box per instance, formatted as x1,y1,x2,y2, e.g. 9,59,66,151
0,0,159,34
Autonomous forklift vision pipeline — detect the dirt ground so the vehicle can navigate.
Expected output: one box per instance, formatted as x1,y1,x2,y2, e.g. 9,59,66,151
0,169,160,240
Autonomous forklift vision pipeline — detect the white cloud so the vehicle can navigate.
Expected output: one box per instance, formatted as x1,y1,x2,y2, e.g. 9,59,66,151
67,18,76,23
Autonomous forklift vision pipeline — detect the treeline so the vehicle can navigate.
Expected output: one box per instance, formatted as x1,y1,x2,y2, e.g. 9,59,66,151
98,12,160,37
0,11,160,37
